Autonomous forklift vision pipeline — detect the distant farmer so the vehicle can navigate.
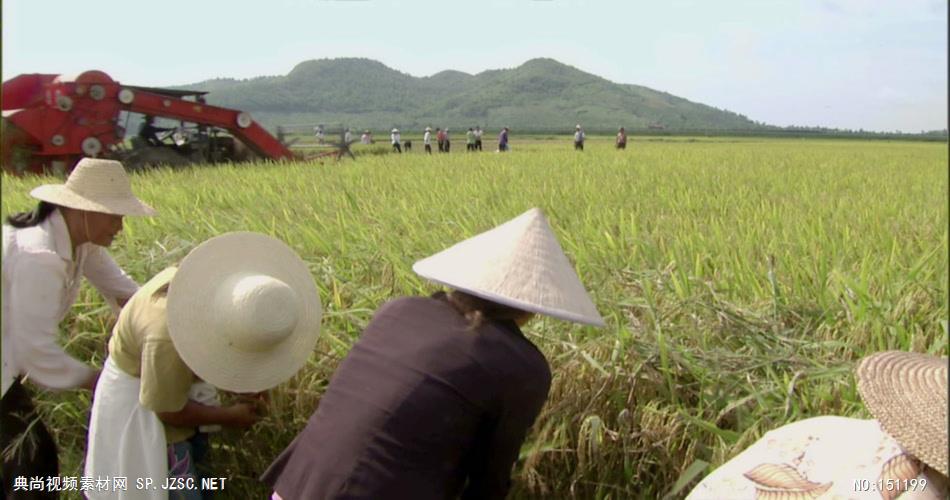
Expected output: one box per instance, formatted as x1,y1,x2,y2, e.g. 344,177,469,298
497,127,509,152
574,124,585,151
424,127,433,154
314,125,325,144
361,130,372,145
262,208,606,500
391,128,402,153
687,351,949,499
84,232,322,500
474,126,483,151
616,127,627,150
2,159,156,498
444,128,451,153
436,128,445,153
404,139,412,152
344,128,353,144
466,128,475,151
139,115,172,146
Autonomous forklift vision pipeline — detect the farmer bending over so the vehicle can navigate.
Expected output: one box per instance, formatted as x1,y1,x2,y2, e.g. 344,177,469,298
688,351,948,499
84,232,323,500
2,159,156,499
263,208,606,500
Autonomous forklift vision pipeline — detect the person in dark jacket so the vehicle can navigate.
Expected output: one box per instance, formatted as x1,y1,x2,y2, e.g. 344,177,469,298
262,207,606,500
497,127,509,152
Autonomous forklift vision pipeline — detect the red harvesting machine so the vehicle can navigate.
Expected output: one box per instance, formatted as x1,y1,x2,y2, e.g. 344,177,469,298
1,70,296,175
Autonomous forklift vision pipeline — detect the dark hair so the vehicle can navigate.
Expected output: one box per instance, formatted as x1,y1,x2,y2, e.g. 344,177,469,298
6,201,58,228
433,290,528,330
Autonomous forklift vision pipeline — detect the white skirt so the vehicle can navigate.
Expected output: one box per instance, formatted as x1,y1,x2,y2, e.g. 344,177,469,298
85,356,168,500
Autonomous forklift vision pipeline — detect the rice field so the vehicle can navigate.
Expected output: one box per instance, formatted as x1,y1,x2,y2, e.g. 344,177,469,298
2,136,947,499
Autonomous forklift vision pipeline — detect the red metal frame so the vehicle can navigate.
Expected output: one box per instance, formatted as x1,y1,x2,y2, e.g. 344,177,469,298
2,70,294,174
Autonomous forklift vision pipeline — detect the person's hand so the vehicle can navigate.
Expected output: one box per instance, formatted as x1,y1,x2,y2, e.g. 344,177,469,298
224,403,260,429
236,391,269,408
82,369,101,392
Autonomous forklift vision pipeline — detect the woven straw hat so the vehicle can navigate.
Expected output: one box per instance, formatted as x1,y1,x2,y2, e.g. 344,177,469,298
30,158,156,216
413,208,605,327
167,232,322,393
856,351,948,476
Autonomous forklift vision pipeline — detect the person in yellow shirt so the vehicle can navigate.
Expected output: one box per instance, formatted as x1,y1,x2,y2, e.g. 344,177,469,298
84,232,323,500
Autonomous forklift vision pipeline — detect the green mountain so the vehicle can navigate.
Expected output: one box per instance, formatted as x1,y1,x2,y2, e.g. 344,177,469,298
181,58,762,132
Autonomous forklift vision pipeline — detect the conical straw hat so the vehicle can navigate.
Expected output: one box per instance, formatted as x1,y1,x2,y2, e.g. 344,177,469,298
167,232,323,393
30,158,156,216
413,208,605,327
856,351,948,476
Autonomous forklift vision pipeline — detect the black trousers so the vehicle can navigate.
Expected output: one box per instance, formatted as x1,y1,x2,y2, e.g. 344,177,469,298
475,139,482,151
437,141,444,152
392,143,402,153
574,142,584,151
1,380,58,499
444,140,450,153
617,142,626,149
425,144,432,154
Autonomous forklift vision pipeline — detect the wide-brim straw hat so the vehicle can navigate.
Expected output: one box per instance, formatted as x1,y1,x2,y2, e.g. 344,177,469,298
392,128,399,133
167,232,322,393
856,351,948,476
30,158,156,216
412,208,605,327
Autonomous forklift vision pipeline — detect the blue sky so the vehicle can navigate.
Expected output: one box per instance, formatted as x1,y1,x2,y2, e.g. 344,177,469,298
3,0,946,132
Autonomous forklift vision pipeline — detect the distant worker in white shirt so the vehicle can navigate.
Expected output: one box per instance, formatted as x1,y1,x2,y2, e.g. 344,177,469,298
391,128,402,153
473,126,483,151
1,158,156,498
574,124,585,151
424,127,433,154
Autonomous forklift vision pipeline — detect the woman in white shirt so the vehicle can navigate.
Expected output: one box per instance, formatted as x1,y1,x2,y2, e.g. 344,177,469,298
1,158,155,498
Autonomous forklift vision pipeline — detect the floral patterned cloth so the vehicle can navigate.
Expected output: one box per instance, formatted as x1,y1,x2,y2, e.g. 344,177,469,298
687,416,948,499
167,436,212,500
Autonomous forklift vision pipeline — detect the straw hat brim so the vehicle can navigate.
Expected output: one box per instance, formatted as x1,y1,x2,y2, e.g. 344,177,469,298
167,232,322,393
856,351,948,476
411,208,606,327
413,270,606,327
31,184,156,216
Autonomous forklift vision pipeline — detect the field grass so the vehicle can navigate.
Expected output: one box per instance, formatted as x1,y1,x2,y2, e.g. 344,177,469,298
2,137,947,498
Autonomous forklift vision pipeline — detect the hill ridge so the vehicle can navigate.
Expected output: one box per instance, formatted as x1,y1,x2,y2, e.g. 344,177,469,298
179,57,761,131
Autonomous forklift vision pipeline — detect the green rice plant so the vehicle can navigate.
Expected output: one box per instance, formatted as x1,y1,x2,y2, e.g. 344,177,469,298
2,137,946,498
